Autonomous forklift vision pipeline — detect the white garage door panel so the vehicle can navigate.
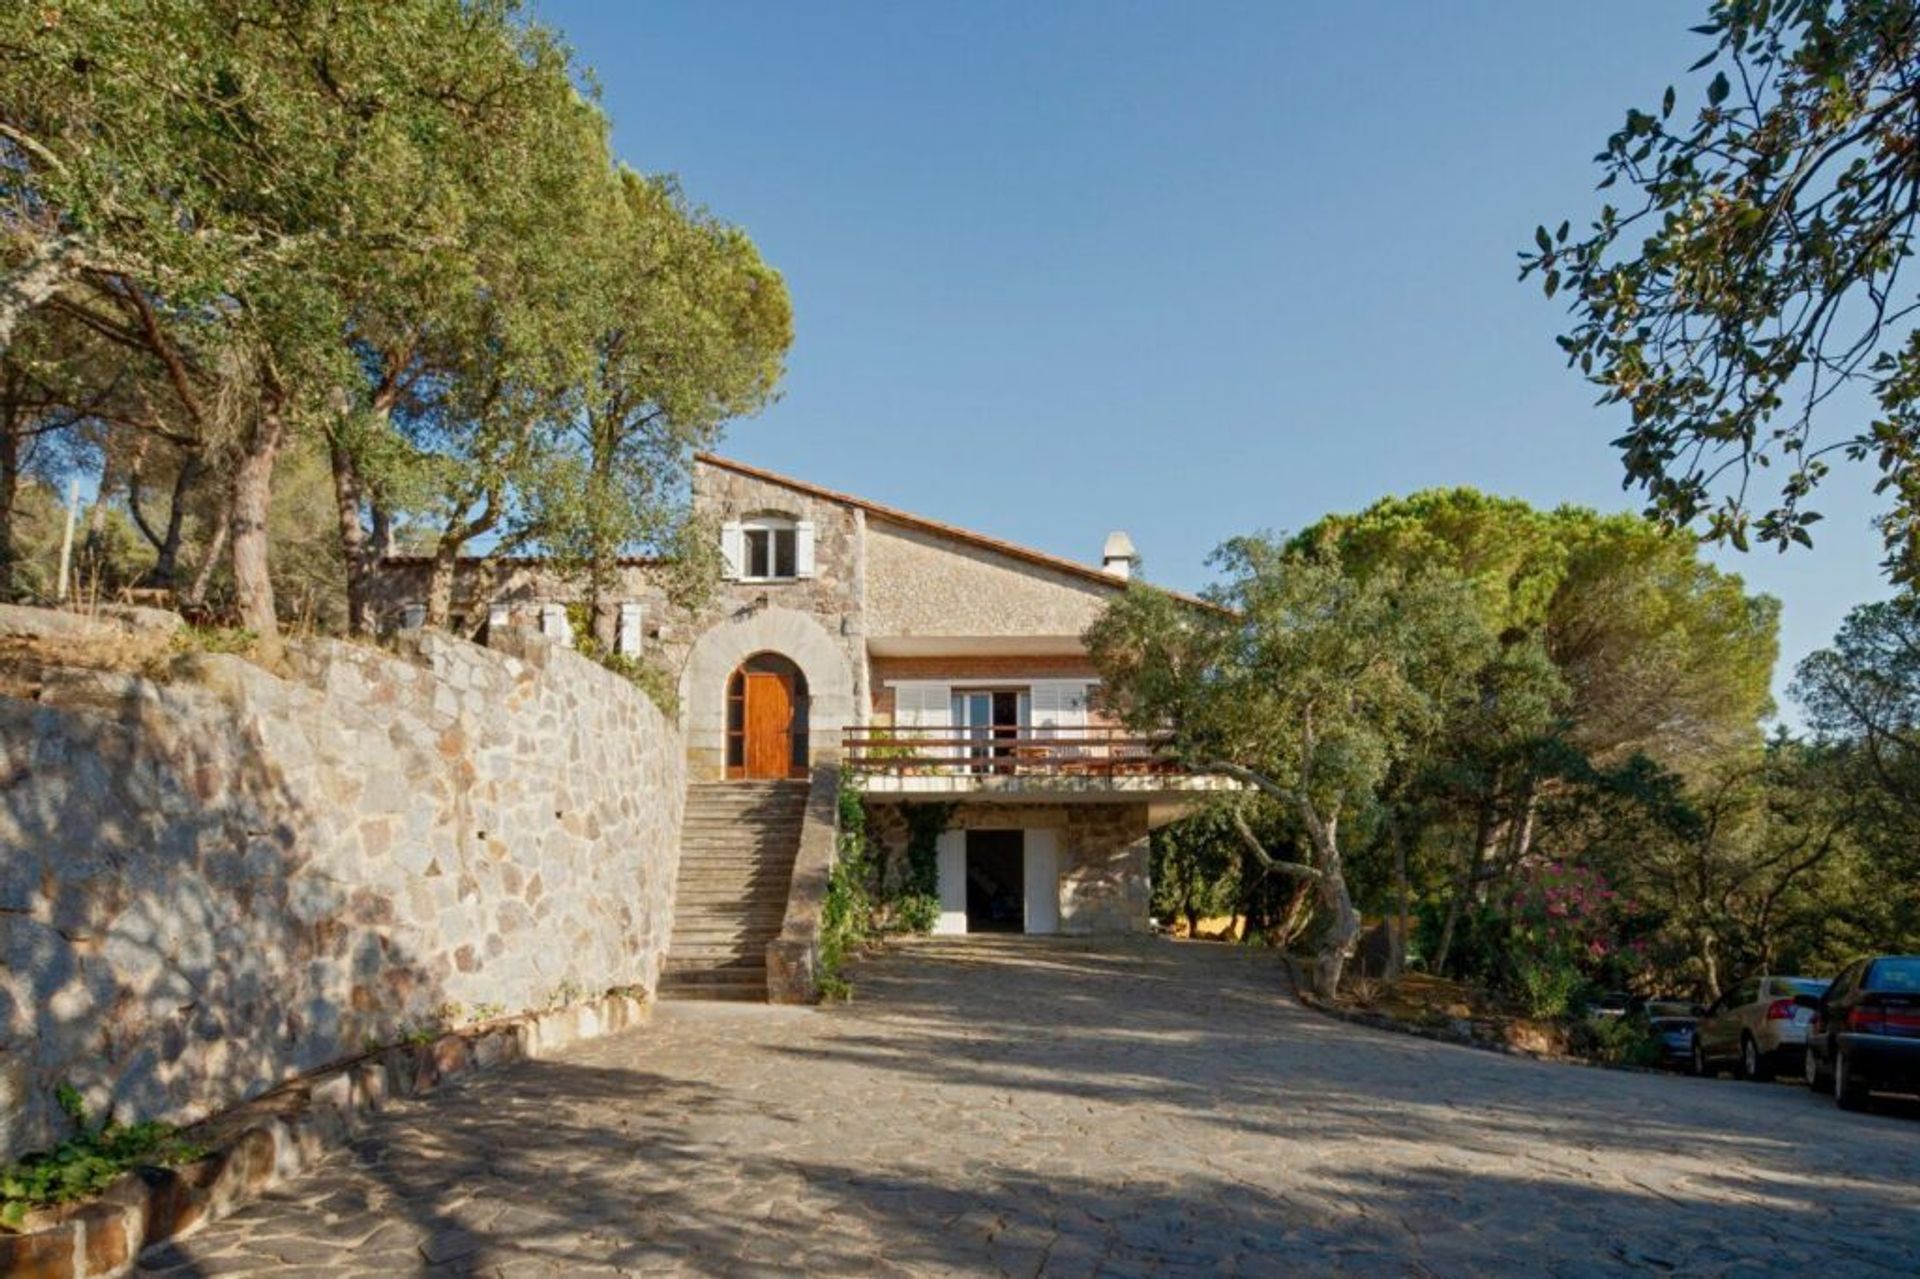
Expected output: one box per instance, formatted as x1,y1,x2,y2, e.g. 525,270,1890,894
1024,828,1060,935
935,830,967,935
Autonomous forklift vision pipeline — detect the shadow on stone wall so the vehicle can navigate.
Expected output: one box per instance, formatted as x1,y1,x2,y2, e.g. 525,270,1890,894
1,624,685,1165
1,675,451,1163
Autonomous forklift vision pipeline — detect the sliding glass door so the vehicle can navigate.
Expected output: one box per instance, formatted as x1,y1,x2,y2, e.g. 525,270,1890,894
951,689,1030,773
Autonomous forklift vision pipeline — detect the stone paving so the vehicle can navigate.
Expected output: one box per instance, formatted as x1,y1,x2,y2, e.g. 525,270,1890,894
142,938,1920,1277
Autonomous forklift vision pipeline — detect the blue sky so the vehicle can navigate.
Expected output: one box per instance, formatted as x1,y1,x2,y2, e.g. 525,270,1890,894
534,0,1894,718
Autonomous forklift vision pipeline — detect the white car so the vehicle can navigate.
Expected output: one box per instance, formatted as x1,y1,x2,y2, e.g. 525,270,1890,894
1691,974,1829,1081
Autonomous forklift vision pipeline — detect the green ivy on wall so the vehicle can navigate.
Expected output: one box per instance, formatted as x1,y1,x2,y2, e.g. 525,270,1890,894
894,801,955,935
817,781,875,1000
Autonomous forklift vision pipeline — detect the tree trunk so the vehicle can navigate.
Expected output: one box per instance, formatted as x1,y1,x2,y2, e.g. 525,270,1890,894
229,398,286,661
1312,856,1361,997
329,432,375,635
148,451,200,588
1387,824,1412,980
427,535,459,630
1697,931,1721,1001
1297,805,1360,997
82,438,138,569
1434,792,1503,975
586,433,619,651
183,507,228,611
371,501,394,557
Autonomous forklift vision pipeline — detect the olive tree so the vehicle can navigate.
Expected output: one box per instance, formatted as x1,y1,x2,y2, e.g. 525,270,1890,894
1087,541,1495,994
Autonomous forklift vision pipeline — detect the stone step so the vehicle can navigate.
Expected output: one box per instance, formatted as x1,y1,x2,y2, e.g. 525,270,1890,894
672,911,785,926
681,822,805,832
673,895,789,908
674,877,792,889
671,918,785,936
671,941,773,956
662,963,768,982
679,821,806,833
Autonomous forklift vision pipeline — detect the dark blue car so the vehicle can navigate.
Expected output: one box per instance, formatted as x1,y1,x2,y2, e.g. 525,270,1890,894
1802,955,1920,1110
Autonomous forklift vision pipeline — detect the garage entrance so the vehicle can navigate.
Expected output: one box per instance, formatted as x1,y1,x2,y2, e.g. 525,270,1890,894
965,830,1025,933
934,827,1061,935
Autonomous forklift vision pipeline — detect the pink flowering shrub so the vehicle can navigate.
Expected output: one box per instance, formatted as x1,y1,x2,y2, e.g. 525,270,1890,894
1505,862,1651,1016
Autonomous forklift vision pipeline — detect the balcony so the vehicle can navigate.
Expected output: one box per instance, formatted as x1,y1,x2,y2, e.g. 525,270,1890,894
840,725,1241,803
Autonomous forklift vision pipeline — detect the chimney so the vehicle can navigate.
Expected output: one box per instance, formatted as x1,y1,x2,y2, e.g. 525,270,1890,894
1101,530,1138,581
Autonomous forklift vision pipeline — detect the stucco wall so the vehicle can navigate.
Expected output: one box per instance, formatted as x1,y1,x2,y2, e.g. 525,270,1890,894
865,518,1122,640
0,627,684,1163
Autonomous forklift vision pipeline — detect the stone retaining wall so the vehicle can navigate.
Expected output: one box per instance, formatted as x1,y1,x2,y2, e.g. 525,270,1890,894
0,624,684,1163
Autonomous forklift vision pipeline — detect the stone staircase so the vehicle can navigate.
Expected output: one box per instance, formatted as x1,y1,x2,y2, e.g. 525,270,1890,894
659,780,809,1002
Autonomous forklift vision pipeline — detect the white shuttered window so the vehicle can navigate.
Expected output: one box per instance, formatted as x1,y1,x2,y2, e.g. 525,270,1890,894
795,520,816,578
1028,681,1090,731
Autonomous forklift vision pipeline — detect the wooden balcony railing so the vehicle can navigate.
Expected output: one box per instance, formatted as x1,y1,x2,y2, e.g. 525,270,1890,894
842,725,1185,780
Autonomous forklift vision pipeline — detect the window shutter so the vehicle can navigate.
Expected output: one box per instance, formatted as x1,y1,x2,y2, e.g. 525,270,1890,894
893,682,952,728
1030,681,1089,730
795,520,817,578
720,521,744,580
616,602,644,655
540,603,574,648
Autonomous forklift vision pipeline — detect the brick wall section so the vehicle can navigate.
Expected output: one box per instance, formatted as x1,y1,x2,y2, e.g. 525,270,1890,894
0,628,684,1164
862,800,1150,935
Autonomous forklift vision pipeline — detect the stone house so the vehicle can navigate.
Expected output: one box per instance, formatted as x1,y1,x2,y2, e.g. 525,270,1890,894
372,454,1231,996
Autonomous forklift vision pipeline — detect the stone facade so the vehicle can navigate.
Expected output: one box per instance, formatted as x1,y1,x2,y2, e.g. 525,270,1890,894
864,518,1119,640
862,801,1152,935
0,626,683,1163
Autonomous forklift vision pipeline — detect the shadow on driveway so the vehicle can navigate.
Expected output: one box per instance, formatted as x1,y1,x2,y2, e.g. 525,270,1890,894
143,937,1920,1276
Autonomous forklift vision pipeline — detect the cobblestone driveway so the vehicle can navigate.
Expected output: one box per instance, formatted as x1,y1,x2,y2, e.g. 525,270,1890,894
145,938,1920,1277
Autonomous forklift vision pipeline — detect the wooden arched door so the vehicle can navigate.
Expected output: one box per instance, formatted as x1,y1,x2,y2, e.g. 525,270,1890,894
726,654,810,779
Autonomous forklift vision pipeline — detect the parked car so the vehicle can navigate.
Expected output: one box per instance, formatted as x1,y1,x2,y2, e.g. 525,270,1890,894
1643,999,1704,1070
1586,990,1640,1019
1690,974,1829,1081
1801,955,1920,1111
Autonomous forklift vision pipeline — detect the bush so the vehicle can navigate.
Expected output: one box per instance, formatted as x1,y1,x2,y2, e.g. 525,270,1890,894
1574,1015,1665,1068
1512,957,1583,1019
0,1084,206,1228
817,781,876,994
893,892,940,934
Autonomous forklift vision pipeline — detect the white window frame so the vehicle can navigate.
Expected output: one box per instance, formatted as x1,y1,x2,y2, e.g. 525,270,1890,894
724,515,814,582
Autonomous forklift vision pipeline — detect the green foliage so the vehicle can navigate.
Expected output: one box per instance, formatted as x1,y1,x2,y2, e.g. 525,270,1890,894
1296,488,1778,770
1574,1015,1665,1069
175,625,258,656
893,893,941,935
894,803,955,936
818,778,875,995
1521,1,1920,576
1,0,788,647
1090,542,1498,992
562,602,681,717
1151,807,1244,932
0,1084,206,1228
1511,957,1584,1020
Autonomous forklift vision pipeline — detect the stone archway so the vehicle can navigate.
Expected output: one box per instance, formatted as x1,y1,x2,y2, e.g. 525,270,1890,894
680,607,856,780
